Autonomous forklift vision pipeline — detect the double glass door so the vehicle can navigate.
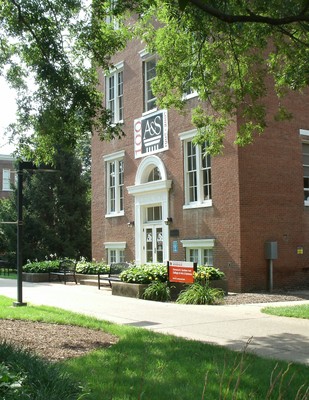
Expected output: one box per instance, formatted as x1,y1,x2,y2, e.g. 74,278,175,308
145,225,163,263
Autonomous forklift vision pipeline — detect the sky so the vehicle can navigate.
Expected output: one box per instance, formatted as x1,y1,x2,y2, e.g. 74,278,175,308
0,76,18,155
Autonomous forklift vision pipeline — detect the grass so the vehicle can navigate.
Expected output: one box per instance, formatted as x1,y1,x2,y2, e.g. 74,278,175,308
0,295,308,399
262,304,309,319
0,342,82,399
0,271,17,279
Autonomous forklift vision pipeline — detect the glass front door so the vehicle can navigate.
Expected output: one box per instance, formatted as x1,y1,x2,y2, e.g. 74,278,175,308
145,225,163,263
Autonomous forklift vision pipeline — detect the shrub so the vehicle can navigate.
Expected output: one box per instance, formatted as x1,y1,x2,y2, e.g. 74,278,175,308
22,260,60,273
176,282,224,305
195,266,225,282
142,281,171,302
120,264,167,284
76,258,109,274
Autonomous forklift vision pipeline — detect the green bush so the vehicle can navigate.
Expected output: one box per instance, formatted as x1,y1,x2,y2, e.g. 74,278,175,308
120,264,167,284
76,259,109,274
195,266,225,281
176,282,224,305
119,264,224,285
22,260,60,273
142,281,171,302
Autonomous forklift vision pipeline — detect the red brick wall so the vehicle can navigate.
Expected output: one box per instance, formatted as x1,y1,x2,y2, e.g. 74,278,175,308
238,83,309,291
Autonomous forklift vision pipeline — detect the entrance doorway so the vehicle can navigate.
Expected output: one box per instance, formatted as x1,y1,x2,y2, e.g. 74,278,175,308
127,155,172,265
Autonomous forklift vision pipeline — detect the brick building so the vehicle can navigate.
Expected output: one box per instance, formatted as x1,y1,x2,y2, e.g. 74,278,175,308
91,38,309,292
0,154,15,199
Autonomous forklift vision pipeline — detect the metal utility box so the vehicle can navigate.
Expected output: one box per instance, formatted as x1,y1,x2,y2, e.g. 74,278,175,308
265,241,278,260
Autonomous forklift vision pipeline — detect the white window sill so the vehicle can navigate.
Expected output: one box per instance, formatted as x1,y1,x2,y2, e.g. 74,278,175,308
183,201,212,210
182,92,198,101
105,211,125,218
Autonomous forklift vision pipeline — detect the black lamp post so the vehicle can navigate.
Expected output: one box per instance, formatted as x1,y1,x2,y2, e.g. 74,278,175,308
13,161,56,307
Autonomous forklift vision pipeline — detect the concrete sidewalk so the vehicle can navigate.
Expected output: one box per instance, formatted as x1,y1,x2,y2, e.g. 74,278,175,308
1,278,309,365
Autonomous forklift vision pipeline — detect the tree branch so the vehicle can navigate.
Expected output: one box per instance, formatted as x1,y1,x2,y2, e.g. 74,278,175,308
188,0,309,25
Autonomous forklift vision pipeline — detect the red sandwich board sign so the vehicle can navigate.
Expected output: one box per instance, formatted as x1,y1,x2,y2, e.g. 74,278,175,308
167,261,197,284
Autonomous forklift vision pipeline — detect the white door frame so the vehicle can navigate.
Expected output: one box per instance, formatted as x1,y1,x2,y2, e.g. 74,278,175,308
127,155,172,264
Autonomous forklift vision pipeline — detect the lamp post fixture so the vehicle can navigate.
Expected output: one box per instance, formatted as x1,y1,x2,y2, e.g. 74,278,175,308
13,161,56,307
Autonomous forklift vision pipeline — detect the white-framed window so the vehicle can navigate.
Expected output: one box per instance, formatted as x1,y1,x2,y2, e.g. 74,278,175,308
104,242,126,263
181,239,214,266
183,71,198,100
2,169,12,191
179,130,212,208
143,56,157,113
105,0,119,30
104,151,125,216
303,142,309,205
106,62,124,123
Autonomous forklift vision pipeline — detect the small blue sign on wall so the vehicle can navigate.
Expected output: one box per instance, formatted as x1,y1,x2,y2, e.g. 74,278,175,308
172,240,178,253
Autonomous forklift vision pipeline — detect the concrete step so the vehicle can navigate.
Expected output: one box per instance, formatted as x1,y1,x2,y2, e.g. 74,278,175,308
79,279,98,286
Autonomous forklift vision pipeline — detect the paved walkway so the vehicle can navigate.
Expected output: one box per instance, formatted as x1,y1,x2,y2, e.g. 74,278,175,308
1,278,309,365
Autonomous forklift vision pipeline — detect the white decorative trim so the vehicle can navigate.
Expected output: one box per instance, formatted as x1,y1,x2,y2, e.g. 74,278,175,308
135,155,167,184
105,211,125,218
183,200,212,209
103,150,125,162
104,242,126,250
127,180,172,196
0,154,15,161
139,49,150,59
179,129,197,141
181,239,215,248
105,61,124,76
300,129,309,136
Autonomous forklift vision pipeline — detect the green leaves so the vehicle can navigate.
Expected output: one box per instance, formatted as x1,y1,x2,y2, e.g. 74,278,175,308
2,0,309,159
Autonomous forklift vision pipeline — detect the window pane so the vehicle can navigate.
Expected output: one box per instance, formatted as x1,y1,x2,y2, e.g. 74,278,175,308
304,177,309,201
106,68,123,123
119,250,125,262
148,167,161,182
147,206,162,221
203,249,213,266
117,71,123,121
110,250,116,263
156,228,163,263
189,249,198,262
107,158,124,214
144,58,156,111
2,169,11,191
146,228,153,262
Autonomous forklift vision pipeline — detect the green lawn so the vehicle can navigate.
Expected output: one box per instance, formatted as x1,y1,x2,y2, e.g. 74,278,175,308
0,271,17,279
0,295,308,399
262,304,309,319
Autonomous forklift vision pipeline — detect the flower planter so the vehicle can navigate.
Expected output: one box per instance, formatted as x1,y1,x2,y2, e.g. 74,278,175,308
110,279,228,300
210,279,228,295
22,272,50,283
112,282,149,298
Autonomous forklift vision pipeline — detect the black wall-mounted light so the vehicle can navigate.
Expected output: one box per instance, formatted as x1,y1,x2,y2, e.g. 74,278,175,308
127,221,135,228
164,217,173,225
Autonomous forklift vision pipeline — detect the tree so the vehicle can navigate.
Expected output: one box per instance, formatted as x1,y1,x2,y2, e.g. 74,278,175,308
0,148,91,263
1,0,309,159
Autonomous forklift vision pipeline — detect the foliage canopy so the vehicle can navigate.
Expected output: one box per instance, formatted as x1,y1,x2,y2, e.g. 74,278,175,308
1,0,309,159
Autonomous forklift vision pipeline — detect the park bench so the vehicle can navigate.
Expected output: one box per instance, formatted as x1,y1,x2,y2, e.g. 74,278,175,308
49,259,77,284
0,259,9,276
98,262,131,289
